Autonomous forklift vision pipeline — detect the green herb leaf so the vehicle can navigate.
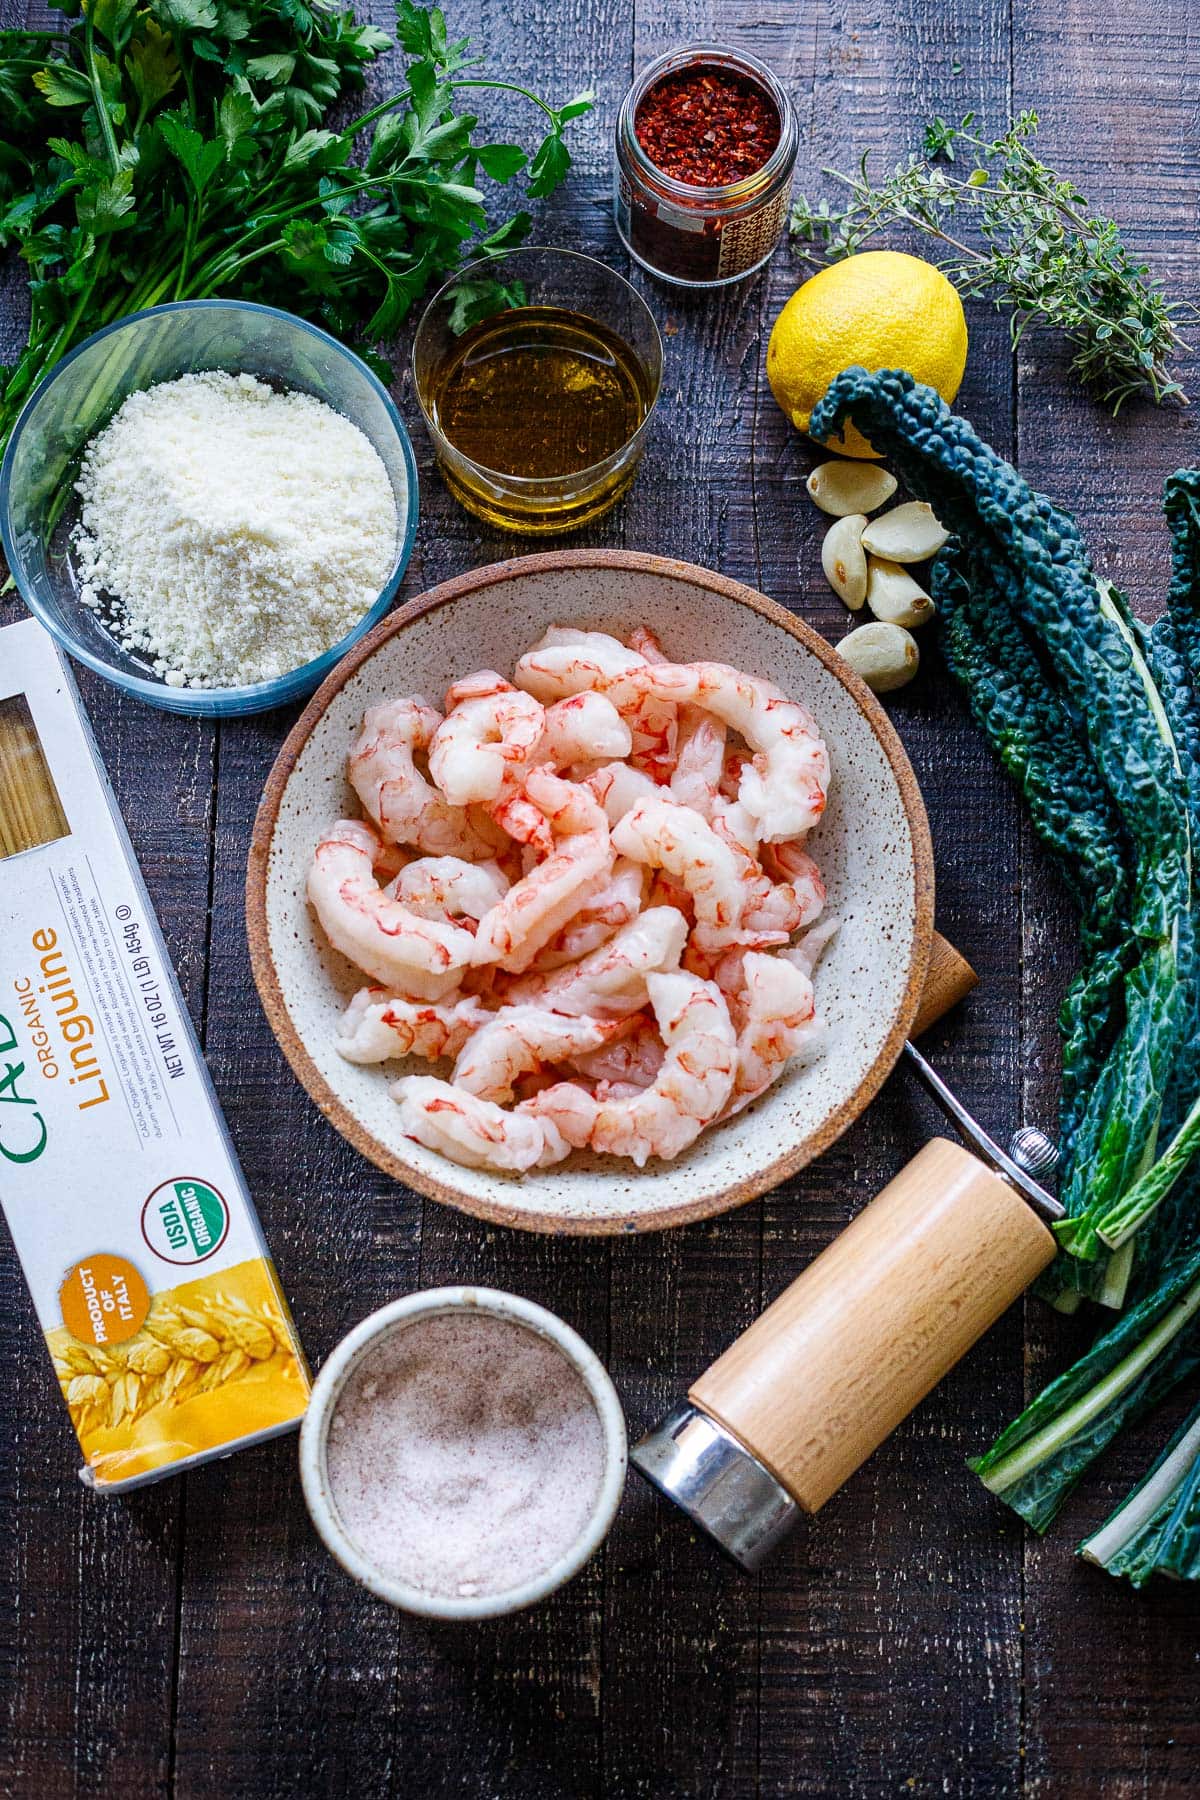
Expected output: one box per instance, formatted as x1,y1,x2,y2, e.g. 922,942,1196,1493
444,274,526,335
556,89,594,123
244,51,295,84
216,87,256,158
475,141,527,181
158,111,225,196
125,19,180,116
89,0,138,45
150,0,218,31
32,62,94,107
526,128,569,198
76,167,136,232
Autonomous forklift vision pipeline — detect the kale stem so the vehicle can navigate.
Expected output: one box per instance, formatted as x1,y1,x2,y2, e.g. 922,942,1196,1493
1080,1406,1200,1568
978,1274,1200,1495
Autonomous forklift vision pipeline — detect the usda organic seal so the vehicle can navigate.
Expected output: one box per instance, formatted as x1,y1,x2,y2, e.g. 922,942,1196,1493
141,1177,230,1265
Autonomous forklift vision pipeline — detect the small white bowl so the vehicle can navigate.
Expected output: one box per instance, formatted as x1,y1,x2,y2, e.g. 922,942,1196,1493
298,1287,628,1619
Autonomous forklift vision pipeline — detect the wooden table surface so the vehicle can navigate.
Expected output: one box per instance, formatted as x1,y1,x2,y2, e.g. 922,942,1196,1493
2,0,1198,1793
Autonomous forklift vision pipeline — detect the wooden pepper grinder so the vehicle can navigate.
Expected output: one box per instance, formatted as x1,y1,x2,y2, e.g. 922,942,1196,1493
631,936,1063,1570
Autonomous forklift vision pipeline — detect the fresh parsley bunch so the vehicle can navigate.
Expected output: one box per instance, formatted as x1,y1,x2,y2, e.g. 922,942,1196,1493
0,0,592,445
791,112,1193,414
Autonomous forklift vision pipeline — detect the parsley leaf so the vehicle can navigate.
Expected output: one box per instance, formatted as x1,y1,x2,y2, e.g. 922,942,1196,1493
0,0,589,449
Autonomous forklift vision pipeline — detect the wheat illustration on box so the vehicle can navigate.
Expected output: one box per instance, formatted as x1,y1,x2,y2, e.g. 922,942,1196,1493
49,1263,308,1473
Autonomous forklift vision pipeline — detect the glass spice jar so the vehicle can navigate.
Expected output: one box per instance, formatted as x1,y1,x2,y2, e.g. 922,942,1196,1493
614,45,799,289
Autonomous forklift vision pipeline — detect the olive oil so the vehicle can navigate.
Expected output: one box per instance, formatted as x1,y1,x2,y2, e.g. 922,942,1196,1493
424,306,655,532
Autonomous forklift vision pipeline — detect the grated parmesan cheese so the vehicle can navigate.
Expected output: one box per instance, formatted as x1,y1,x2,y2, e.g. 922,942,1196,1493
72,370,399,689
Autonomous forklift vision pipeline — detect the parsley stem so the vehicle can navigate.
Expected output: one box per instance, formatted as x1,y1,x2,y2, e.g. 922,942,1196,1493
83,17,121,172
343,75,558,140
180,173,434,297
448,78,559,124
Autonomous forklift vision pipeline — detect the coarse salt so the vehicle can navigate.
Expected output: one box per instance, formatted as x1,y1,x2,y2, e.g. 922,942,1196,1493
71,370,399,689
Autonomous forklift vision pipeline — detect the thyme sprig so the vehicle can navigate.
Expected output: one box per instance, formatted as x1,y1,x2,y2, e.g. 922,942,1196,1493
790,111,1194,414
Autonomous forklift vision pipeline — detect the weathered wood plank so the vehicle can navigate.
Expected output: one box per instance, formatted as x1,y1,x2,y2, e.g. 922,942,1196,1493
163,0,632,1793
589,1,778,1790
750,0,1025,1792
1013,1,1200,1791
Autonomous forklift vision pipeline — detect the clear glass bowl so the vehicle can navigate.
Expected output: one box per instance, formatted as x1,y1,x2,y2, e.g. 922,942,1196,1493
0,301,419,717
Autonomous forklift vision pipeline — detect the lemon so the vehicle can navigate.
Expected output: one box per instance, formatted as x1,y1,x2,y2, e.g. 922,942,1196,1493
766,251,968,459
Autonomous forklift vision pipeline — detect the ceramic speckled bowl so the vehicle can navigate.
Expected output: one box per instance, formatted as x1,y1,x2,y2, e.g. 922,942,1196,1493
248,551,933,1234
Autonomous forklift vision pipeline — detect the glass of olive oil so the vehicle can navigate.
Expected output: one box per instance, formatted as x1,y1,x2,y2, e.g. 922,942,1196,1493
413,248,663,534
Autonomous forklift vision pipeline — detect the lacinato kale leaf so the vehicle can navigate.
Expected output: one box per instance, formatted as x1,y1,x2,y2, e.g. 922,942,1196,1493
811,369,1194,1289
809,371,1200,1572
968,1245,1200,1531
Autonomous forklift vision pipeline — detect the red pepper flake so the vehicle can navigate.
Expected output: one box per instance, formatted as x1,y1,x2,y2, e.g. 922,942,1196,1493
634,66,781,188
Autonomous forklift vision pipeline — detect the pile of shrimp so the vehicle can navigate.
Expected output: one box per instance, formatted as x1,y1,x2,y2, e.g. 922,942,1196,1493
307,625,837,1173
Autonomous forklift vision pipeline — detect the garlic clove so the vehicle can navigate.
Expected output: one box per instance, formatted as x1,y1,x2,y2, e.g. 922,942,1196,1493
837,622,920,693
821,514,869,610
861,501,949,563
806,460,899,518
865,556,936,629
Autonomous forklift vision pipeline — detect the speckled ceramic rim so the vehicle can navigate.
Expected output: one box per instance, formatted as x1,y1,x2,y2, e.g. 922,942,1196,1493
247,549,935,1234
298,1287,628,1620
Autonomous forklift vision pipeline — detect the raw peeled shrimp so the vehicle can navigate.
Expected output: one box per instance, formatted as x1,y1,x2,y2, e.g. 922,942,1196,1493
760,841,826,928
428,674,545,806
568,1013,664,1090
470,769,613,974
530,859,646,970
349,698,500,860
391,1076,570,1172
645,661,829,842
726,952,820,1116
393,856,509,920
783,913,841,980
670,711,726,818
308,820,476,1000
614,793,813,947
528,972,737,1166
540,693,632,767
586,761,660,827
627,625,669,664
514,626,653,707
317,626,831,1172
336,988,490,1065
506,906,687,1016
514,627,686,781
612,794,745,929
452,1007,626,1105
